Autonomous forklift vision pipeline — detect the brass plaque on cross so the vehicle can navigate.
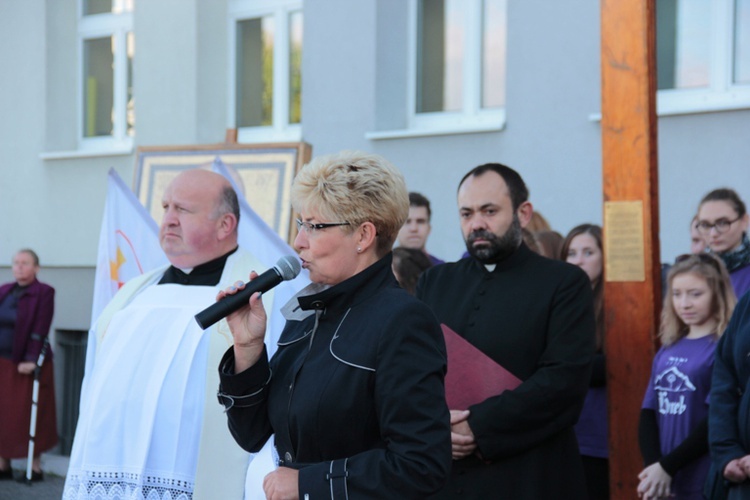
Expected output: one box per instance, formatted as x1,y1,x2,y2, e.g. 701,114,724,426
604,201,646,282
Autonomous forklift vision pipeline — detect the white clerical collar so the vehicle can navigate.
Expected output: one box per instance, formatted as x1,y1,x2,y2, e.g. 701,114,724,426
176,267,194,274
484,264,496,272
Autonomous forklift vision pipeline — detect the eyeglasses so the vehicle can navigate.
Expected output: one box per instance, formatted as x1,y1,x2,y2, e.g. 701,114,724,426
295,218,350,234
696,217,741,235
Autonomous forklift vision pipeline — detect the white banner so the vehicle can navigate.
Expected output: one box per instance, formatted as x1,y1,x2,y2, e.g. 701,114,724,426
91,168,168,325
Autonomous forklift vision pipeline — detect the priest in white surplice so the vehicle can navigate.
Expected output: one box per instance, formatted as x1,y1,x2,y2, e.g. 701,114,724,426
64,170,294,500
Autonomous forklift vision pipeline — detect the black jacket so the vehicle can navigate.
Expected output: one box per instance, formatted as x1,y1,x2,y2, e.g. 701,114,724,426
708,292,750,498
219,254,451,499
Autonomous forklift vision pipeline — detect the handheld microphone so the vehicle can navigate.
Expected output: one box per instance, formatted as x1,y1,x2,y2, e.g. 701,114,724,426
194,255,301,330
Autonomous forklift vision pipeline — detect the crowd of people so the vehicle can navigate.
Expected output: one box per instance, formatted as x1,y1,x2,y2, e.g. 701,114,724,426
394,184,749,499
2,151,749,499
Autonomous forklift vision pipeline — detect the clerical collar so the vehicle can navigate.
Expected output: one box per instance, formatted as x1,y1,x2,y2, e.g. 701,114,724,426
474,243,530,273
159,247,238,286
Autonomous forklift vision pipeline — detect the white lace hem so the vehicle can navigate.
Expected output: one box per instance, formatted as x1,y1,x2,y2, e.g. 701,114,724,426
63,471,194,500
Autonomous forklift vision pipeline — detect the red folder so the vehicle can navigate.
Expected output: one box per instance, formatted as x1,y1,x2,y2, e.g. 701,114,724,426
442,324,522,411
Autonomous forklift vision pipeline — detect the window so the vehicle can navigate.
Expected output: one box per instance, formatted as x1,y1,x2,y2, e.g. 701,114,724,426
229,0,303,142
410,0,507,135
78,0,134,151
657,0,750,114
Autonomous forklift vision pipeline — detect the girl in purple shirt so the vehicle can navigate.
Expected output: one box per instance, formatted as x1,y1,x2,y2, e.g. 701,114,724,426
563,224,608,499
638,253,736,499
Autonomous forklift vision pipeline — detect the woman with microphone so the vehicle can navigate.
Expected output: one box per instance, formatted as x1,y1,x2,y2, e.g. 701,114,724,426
217,151,451,499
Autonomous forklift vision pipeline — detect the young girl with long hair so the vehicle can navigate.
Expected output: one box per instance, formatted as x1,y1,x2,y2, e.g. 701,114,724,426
638,253,736,499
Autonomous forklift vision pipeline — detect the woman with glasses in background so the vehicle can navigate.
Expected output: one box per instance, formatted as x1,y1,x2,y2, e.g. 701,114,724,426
216,151,451,499
696,188,750,299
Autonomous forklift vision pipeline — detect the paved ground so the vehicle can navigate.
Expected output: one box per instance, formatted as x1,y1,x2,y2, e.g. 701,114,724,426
0,454,67,500
0,472,65,500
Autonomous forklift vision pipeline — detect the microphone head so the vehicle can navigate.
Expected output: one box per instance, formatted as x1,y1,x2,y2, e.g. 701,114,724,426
275,255,302,281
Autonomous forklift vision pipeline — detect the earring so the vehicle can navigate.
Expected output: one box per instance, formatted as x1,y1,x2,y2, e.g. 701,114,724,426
357,247,362,253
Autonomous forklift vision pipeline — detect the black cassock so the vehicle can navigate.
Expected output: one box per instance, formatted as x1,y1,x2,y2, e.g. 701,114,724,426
417,243,596,500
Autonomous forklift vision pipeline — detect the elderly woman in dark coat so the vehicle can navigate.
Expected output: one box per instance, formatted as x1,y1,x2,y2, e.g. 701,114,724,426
217,151,451,499
0,249,57,481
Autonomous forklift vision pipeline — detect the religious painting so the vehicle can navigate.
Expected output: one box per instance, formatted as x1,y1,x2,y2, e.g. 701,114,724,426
134,142,312,244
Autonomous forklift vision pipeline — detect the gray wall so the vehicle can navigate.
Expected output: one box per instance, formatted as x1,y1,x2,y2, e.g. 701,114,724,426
659,110,750,259
1,0,53,260
302,0,377,155
302,0,604,262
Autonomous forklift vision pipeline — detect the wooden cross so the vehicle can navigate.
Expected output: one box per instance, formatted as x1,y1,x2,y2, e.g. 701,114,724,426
600,1,661,497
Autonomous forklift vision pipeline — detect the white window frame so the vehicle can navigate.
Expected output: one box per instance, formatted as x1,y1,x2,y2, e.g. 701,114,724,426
658,0,750,115
406,0,505,137
77,2,134,153
228,0,302,143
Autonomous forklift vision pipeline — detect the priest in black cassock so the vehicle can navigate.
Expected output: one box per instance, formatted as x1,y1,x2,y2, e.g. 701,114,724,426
417,163,596,499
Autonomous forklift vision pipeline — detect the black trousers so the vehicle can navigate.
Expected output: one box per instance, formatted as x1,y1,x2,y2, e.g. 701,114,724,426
581,455,609,500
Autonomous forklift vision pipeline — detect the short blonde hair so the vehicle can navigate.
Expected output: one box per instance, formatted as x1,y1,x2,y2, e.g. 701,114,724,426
659,253,736,346
292,151,409,256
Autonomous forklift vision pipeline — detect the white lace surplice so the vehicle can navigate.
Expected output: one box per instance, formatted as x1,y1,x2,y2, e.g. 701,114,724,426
64,284,217,500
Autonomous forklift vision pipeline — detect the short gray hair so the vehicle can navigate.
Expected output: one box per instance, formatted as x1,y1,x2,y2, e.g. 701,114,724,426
292,151,409,256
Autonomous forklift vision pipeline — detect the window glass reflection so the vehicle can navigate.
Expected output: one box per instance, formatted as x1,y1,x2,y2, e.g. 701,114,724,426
657,0,711,90
289,11,303,124
83,0,133,15
84,0,112,15
482,0,506,109
416,0,463,113
83,37,114,137
127,31,135,137
735,0,750,84
236,17,275,127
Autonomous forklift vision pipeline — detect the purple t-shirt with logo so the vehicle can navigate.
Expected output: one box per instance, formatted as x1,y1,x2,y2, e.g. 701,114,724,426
642,335,717,499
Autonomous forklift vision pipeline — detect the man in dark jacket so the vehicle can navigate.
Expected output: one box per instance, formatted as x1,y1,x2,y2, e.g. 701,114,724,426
417,163,596,499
